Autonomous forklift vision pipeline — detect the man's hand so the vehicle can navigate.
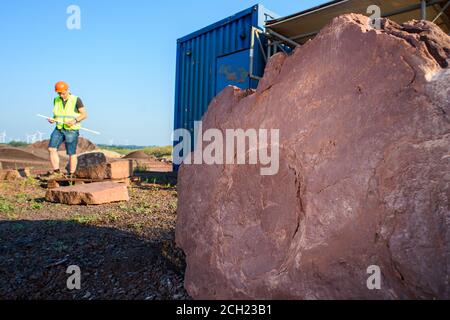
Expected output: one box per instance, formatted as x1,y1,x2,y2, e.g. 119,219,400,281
48,118,56,124
65,120,77,127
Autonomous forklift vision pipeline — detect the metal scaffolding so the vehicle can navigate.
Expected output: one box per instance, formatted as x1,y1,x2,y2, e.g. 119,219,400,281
264,0,450,55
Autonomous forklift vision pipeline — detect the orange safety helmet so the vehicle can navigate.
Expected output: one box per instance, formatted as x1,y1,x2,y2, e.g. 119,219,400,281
55,81,69,93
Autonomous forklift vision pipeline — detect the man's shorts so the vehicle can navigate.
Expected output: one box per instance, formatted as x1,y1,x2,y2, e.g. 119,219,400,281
48,128,80,156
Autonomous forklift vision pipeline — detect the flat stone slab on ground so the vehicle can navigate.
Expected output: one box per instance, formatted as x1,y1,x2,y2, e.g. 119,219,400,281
45,181,129,205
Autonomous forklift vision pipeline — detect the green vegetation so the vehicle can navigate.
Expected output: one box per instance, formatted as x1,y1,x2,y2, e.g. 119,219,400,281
53,240,69,253
143,177,176,186
144,145,172,158
0,196,14,213
169,200,177,211
131,221,144,232
44,220,59,227
105,211,121,222
134,164,149,173
0,197,18,220
119,204,129,212
10,223,25,232
69,213,101,225
15,193,29,201
21,176,39,188
8,141,29,148
30,200,43,210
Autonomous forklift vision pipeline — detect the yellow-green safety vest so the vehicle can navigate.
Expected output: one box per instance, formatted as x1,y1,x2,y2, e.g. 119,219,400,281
53,94,82,131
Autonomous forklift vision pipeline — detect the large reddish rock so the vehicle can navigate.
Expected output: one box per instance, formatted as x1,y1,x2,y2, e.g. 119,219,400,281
75,152,133,179
45,181,129,205
175,14,450,300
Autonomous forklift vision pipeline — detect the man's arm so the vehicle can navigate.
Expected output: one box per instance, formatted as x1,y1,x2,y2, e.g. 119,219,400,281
66,98,88,126
76,107,88,123
75,98,88,123
48,98,57,123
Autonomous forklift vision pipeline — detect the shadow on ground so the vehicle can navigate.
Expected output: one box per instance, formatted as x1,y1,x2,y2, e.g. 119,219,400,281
133,171,178,186
0,220,189,300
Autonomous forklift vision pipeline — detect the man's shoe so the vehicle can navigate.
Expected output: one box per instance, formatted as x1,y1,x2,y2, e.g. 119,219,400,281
43,170,55,177
46,171,67,180
66,173,77,186
67,173,76,179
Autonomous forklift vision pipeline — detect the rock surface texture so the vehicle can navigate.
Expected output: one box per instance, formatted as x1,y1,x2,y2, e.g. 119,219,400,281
45,181,129,205
175,15,450,299
75,152,133,180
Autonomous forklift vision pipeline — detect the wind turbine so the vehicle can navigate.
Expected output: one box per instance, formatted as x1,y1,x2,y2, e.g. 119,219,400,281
26,133,38,144
0,131,6,144
35,131,44,142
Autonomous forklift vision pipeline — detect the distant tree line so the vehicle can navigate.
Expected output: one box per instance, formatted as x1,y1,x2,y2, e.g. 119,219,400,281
7,141,29,147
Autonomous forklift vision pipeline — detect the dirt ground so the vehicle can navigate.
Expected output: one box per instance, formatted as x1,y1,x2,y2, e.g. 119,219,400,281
0,176,190,300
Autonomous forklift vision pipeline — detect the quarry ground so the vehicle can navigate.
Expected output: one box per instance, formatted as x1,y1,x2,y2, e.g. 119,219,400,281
0,177,190,300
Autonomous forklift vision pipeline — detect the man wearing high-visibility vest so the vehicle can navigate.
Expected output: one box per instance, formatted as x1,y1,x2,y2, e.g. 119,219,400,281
47,81,88,177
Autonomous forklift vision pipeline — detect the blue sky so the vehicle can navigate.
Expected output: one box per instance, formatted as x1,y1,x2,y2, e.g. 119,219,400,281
0,0,327,146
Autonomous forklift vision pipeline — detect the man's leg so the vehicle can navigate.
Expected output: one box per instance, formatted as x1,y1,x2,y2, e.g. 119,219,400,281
65,130,80,175
48,148,60,170
69,155,78,174
48,129,64,172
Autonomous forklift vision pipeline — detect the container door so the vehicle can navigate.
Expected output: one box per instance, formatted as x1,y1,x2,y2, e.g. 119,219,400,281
215,49,252,95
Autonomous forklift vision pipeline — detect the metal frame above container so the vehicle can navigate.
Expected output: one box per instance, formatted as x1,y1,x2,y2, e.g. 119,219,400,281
265,0,450,47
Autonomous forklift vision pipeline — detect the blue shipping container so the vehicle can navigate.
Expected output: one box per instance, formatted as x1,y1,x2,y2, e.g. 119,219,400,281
173,4,278,169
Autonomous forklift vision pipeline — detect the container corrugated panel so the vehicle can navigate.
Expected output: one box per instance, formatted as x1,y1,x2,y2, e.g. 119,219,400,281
173,4,277,168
